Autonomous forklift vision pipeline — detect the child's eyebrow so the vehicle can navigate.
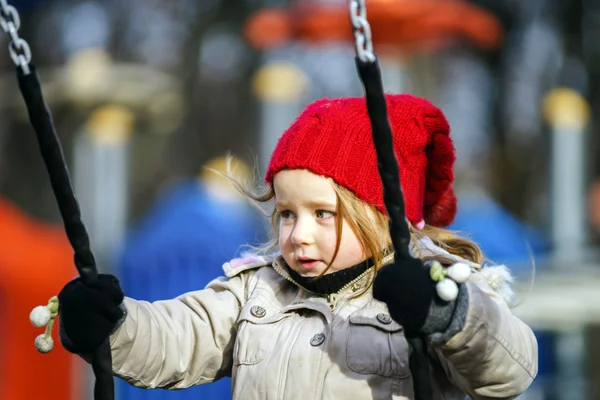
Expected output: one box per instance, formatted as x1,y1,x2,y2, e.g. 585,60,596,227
275,200,336,209
307,200,337,209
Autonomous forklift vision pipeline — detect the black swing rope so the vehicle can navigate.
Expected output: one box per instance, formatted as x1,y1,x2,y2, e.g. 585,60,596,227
17,67,115,400
355,57,434,400
350,2,433,399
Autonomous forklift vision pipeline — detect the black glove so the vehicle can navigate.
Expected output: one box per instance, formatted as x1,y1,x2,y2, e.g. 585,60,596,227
372,258,437,338
58,274,125,354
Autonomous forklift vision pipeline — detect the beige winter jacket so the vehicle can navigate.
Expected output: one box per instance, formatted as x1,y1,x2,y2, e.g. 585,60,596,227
109,256,537,400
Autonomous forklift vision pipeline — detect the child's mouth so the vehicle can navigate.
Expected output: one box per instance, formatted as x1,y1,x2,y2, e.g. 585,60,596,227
298,259,321,270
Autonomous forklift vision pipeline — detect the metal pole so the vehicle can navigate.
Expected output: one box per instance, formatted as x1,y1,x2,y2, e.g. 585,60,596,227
73,105,134,400
545,88,590,256
544,87,590,400
74,105,133,271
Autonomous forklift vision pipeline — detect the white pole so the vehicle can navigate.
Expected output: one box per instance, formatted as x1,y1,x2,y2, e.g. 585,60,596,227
545,89,590,257
73,105,134,400
543,87,591,400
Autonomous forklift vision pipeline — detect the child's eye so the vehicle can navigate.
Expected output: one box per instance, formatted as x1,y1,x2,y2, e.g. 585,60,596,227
316,210,335,219
279,210,295,220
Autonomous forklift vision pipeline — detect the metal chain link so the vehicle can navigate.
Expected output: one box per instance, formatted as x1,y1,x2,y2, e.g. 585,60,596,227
0,0,32,74
349,0,375,63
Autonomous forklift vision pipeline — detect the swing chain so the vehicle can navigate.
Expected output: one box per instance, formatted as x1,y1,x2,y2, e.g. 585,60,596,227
349,0,375,63
0,0,31,75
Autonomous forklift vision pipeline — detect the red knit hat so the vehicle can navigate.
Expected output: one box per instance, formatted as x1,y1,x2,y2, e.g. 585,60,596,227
265,94,457,228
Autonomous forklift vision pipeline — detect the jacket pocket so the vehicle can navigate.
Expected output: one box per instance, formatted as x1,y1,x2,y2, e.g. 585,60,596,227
233,301,290,366
346,308,411,378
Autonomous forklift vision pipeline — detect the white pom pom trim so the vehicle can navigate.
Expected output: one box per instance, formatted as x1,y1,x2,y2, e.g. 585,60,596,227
35,334,54,354
415,236,517,306
30,296,59,354
446,262,472,283
436,278,459,301
30,306,51,328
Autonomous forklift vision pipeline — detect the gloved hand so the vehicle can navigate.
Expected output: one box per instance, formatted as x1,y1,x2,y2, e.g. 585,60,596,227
372,258,437,338
58,274,125,354
373,258,471,338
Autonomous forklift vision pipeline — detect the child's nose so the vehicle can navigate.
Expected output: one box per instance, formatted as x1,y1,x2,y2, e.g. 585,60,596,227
291,217,314,245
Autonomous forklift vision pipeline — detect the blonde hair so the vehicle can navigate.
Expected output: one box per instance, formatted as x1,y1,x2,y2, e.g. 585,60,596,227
224,163,485,280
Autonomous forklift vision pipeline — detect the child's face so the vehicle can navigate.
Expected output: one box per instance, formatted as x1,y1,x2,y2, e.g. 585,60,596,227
273,169,366,277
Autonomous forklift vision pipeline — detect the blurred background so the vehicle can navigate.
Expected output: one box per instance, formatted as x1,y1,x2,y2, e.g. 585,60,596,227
2,0,600,399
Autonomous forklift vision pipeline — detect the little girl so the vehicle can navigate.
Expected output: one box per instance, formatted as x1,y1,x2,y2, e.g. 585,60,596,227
57,94,538,400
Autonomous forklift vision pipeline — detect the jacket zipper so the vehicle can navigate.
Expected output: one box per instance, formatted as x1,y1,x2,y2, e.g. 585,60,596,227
326,252,395,310
326,293,339,309
327,273,367,309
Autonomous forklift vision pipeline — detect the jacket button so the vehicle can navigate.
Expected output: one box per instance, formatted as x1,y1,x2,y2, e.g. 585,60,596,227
376,313,392,324
250,306,266,318
310,333,326,346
